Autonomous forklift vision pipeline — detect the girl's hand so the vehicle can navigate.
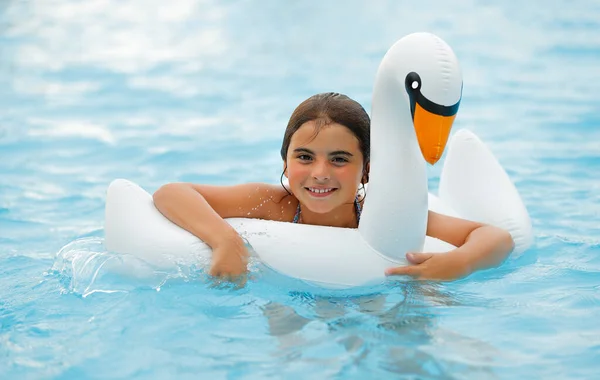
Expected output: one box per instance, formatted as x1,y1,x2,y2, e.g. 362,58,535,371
384,251,471,281
209,234,249,284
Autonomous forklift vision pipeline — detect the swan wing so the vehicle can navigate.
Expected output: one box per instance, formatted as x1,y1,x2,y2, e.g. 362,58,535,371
438,129,533,255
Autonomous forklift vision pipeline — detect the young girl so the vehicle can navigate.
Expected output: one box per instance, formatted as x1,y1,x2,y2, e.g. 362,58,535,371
153,93,514,283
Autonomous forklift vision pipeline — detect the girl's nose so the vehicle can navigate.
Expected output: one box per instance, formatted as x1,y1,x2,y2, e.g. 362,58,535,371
312,160,330,181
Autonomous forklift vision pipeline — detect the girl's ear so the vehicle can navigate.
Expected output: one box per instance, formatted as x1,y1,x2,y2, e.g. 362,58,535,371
362,162,370,183
283,161,289,178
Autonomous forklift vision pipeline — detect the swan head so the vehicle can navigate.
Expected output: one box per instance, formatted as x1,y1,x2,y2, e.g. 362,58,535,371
387,33,463,165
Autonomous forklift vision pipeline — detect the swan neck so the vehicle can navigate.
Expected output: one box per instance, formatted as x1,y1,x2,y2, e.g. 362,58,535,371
358,63,428,260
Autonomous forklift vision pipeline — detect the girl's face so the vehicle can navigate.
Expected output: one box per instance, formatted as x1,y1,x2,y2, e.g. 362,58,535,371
285,121,365,214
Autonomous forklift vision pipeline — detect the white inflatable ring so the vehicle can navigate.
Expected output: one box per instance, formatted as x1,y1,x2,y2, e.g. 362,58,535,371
104,33,532,288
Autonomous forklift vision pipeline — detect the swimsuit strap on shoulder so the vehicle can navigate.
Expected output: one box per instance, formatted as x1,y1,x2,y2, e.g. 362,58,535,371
292,202,301,223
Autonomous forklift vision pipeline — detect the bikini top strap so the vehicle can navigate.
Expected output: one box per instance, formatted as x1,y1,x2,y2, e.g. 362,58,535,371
292,202,301,223
354,196,362,223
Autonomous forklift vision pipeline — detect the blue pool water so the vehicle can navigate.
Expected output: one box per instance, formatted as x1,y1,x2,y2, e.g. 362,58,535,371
1,0,599,378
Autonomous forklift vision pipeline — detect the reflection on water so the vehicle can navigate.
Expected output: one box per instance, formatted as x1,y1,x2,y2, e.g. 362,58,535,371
263,283,500,377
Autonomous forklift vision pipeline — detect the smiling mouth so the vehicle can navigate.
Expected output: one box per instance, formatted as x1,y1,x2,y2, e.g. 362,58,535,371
305,187,337,197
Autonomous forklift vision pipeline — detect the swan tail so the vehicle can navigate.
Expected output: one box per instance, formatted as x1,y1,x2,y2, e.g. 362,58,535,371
438,129,533,255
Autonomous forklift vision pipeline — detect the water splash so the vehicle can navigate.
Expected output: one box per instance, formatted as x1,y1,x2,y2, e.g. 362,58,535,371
50,237,196,297
49,236,269,297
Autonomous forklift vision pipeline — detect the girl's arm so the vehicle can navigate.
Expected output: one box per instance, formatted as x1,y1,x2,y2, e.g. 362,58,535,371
385,211,515,280
153,182,288,279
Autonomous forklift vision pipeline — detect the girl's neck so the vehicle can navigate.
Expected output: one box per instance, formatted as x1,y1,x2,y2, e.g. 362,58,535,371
296,200,361,228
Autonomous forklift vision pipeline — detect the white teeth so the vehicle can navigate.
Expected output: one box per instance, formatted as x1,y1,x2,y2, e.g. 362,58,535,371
309,188,333,194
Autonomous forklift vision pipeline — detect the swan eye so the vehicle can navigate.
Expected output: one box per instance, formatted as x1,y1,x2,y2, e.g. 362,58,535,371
405,72,421,92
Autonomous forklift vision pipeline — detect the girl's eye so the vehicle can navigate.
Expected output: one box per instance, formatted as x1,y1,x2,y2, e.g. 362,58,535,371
297,154,312,161
332,156,349,164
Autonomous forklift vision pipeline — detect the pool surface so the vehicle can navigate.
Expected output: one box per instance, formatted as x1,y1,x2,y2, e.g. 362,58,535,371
1,0,599,378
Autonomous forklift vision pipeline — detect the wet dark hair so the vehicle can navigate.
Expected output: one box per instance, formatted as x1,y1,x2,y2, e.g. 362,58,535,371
280,92,370,183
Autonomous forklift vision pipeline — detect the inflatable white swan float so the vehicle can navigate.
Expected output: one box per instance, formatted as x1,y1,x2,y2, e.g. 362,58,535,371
105,33,532,288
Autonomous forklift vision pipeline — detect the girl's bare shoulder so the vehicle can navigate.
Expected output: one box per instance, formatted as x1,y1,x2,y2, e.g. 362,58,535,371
192,182,297,221
255,183,298,222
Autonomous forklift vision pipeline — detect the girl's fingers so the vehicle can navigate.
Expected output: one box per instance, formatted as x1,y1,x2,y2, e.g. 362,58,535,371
406,252,434,265
385,265,419,277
